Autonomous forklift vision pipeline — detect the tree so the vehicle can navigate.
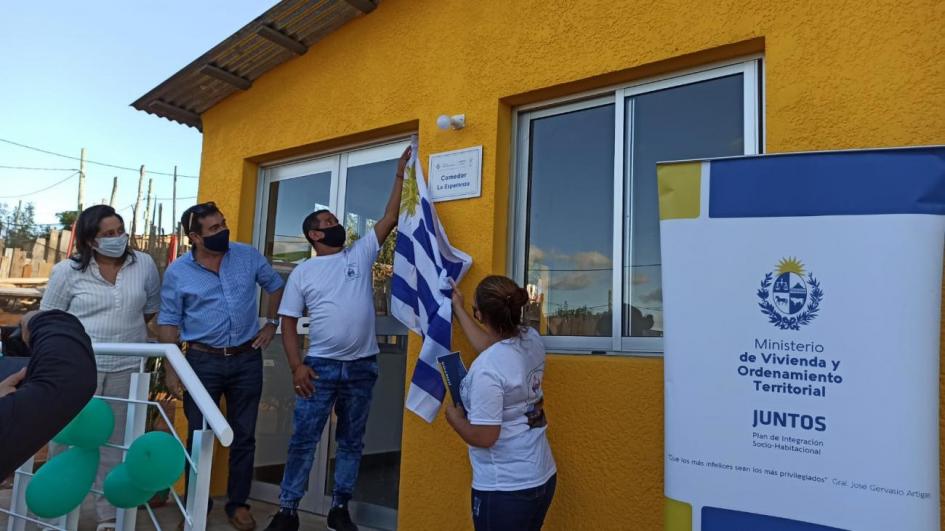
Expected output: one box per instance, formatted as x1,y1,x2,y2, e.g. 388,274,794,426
56,210,79,229
3,202,39,250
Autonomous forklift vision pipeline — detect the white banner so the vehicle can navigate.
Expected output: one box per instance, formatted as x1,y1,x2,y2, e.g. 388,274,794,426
660,147,945,531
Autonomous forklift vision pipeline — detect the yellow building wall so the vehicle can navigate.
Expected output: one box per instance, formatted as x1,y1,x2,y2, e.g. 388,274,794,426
191,0,945,529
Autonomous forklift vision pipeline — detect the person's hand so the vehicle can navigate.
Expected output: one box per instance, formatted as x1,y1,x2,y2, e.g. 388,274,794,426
165,368,184,399
396,147,412,178
18,311,39,346
0,368,26,398
253,323,277,350
444,401,466,428
527,284,544,305
448,278,465,311
292,364,318,398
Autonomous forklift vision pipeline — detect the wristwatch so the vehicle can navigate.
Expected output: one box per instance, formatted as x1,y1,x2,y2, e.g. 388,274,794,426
265,317,280,327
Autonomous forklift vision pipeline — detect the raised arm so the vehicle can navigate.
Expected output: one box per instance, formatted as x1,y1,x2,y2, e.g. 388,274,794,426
373,146,412,244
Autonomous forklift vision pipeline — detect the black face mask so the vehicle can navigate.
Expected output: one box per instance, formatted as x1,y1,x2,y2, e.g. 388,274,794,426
202,229,230,253
318,224,346,248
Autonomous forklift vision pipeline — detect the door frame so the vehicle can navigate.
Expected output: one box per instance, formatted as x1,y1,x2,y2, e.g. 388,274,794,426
250,137,412,528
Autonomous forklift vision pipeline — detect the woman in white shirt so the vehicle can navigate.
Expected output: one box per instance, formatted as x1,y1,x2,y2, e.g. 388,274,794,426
41,205,161,530
446,275,557,531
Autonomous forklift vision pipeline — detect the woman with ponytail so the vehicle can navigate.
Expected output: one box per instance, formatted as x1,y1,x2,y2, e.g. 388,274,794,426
446,275,557,531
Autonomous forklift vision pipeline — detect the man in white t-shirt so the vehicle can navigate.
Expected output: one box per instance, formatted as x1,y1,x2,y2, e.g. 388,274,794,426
265,147,410,531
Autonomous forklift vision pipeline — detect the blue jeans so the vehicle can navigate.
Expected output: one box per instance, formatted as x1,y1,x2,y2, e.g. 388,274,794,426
183,349,262,517
279,355,378,509
471,474,557,531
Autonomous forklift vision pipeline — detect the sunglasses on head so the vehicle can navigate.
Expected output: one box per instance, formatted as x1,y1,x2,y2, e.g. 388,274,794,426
185,202,217,234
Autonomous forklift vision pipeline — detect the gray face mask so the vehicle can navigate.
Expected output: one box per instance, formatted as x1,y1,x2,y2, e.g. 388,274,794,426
95,234,129,258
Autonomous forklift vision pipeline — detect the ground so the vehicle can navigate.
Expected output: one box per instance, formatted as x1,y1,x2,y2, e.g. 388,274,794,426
0,489,380,531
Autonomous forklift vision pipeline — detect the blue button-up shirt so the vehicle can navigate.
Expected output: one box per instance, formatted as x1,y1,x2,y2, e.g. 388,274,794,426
158,242,284,347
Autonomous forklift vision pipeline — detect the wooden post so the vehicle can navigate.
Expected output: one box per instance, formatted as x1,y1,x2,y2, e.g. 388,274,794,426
158,203,164,237
47,230,60,262
143,180,153,239
11,249,26,279
132,165,144,237
78,148,86,212
0,248,11,278
31,238,46,260
172,165,178,235
109,176,118,207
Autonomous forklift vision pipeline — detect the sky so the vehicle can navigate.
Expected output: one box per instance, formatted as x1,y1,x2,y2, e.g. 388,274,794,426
0,1,279,232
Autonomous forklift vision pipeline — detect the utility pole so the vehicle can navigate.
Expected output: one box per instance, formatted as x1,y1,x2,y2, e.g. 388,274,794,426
109,177,118,207
143,179,153,239
132,165,144,236
78,148,87,212
158,203,164,237
172,165,178,235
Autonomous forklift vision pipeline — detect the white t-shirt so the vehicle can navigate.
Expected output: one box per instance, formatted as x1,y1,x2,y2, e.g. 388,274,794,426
460,327,557,491
278,231,381,360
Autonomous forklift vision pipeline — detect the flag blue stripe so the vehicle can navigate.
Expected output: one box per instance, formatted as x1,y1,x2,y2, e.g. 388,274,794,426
414,273,440,325
391,274,419,316
395,232,414,262
427,313,453,350
421,198,437,235
412,223,440,274
411,359,445,401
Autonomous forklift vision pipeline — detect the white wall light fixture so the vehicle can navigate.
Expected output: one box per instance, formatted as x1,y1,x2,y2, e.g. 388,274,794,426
436,114,465,130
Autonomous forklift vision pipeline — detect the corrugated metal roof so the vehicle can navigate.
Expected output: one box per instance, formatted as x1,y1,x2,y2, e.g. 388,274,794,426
132,0,377,130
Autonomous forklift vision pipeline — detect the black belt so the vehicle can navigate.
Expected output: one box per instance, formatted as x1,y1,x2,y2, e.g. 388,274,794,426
187,340,256,356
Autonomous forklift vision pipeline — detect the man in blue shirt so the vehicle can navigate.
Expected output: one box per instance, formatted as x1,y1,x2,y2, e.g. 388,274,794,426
159,202,284,531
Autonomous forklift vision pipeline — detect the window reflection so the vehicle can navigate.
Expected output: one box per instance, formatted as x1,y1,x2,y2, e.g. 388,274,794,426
526,104,615,337
623,74,744,337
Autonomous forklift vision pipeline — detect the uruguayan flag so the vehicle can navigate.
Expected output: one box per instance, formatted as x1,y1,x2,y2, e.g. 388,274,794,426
391,139,472,422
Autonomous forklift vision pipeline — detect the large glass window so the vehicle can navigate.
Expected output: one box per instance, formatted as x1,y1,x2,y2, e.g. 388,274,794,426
514,60,761,353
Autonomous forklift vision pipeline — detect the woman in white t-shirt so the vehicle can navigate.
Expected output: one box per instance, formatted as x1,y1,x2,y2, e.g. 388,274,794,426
445,275,557,531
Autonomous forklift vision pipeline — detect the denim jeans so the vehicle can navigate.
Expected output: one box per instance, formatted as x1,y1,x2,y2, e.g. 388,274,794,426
471,474,557,531
183,349,262,517
279,355,378,509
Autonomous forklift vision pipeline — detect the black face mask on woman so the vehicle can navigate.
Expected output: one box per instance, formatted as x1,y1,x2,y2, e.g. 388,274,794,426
201,229,230,253
318,225,346,248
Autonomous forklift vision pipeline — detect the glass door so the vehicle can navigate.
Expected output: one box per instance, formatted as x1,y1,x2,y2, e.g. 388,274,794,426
252,139,410,530
252,156,337,506
321,142,409,529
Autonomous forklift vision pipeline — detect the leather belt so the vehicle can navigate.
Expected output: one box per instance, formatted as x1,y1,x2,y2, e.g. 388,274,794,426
187,340,256,357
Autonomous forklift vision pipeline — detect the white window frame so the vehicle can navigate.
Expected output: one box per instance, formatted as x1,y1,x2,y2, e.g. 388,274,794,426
510,57,763,355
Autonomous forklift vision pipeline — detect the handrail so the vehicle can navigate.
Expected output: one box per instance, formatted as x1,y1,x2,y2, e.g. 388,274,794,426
92,342,234,446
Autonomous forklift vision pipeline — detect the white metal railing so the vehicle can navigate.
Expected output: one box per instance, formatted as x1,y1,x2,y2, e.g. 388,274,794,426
3,343,232,531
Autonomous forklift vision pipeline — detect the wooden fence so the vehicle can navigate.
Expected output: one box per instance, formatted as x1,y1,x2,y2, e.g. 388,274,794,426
0,229,188,323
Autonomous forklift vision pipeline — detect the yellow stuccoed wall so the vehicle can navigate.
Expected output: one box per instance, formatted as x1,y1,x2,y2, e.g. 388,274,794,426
190,0,945,529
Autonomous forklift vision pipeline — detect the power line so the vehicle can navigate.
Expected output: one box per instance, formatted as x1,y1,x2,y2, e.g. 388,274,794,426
0,172,79,199
0,164,78,171
154,195,197,201
0,138,199,179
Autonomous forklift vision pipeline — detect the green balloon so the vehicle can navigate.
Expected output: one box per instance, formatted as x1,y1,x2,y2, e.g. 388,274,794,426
125,431,185,491
104,464,155,508
53,397,115,449
26,447,99,518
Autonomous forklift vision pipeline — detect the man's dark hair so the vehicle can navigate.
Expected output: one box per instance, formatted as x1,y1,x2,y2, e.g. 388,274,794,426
302,209,332,247
180,202,222,236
